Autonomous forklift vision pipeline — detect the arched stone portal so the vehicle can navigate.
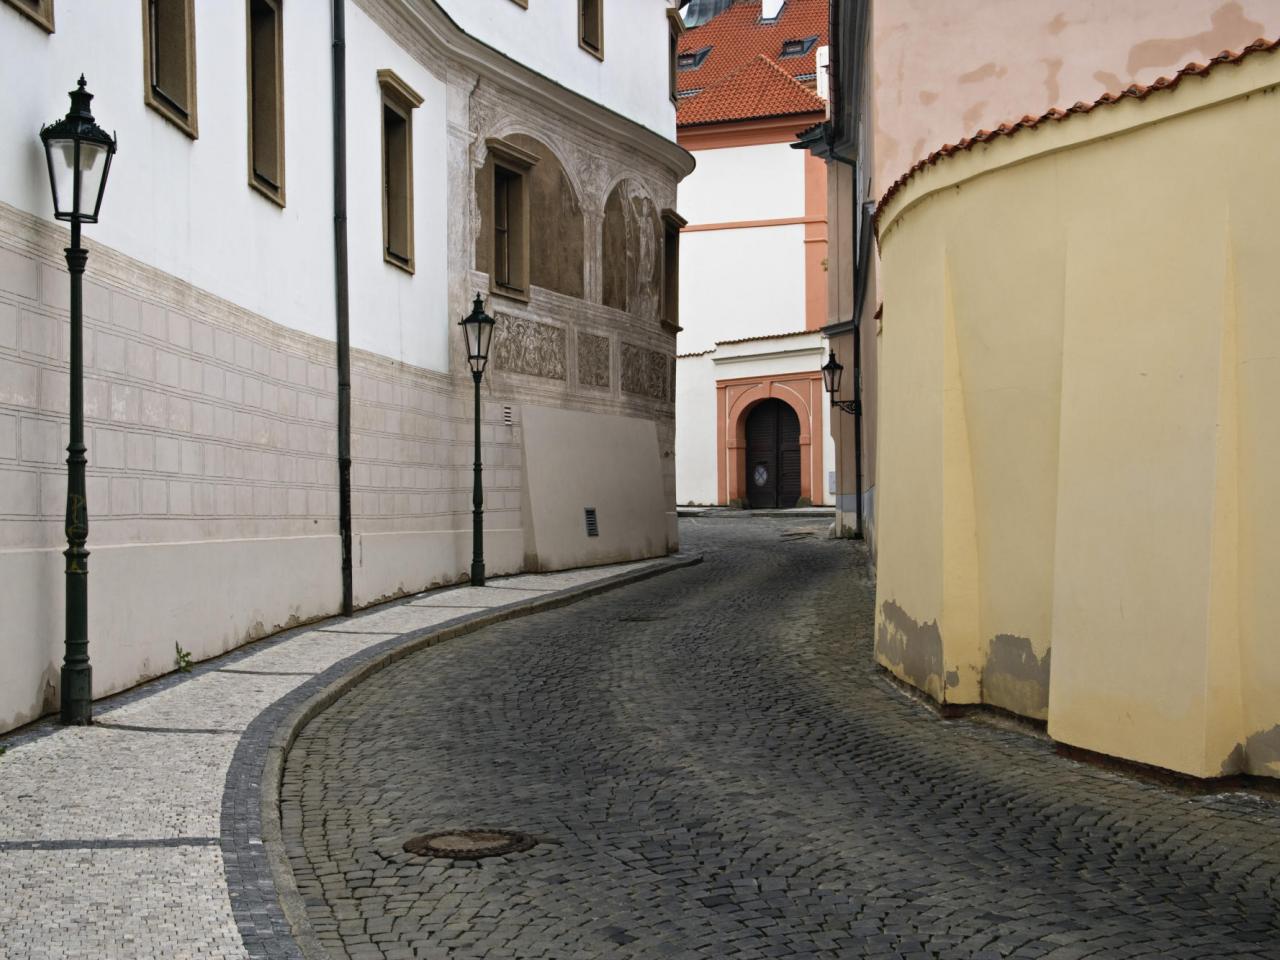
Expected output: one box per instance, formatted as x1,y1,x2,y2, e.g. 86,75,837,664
716,372,824,507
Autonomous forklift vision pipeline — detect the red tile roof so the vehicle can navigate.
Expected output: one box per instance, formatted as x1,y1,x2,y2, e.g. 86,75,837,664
680,54,826,126
678,0,829,127
874,38,1280,232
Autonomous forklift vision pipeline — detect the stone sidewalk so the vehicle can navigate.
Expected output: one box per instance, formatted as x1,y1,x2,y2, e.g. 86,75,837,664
0,555,692,960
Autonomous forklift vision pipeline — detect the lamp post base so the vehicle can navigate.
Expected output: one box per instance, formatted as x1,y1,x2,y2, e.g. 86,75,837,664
471,560,485,587
59,662,92,725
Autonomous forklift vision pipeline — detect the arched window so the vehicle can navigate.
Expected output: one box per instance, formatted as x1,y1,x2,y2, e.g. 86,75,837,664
475,135,585,300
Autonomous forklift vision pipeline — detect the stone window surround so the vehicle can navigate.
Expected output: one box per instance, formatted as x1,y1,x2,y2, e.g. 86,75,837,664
379,68,424,274
578,0,603,60
3,0,54,32
246,0,286,207
142,0,199,140
660,208,686,332
485,138,539,303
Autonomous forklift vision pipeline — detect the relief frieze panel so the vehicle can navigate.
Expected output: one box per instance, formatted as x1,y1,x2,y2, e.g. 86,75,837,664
493,313,566,381
577,332,611,389
621,342,669,401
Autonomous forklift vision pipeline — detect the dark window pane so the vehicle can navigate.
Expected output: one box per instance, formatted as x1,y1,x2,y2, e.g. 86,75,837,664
249,0,281,190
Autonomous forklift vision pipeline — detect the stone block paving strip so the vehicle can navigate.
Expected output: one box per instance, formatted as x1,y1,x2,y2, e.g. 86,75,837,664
0,556,678,960
284,520,1280,960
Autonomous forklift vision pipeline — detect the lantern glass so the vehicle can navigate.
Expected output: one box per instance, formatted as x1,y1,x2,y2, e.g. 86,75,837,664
46,136,77,218
459,296,496,376
41,77,116,223
821,351,844,396
76,140,110,218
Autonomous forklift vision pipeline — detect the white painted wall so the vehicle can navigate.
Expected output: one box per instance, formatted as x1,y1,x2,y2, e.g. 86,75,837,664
345,4,451,372
675,336,835,506
677,143,806,224
675,353,718,504
436,0,678,140
0,1,456,373
1,1,336,344
678,224,806,353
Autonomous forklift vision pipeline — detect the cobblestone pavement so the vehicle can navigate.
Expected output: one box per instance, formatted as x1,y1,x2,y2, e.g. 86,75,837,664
283,519,1280,960
0,557,675,960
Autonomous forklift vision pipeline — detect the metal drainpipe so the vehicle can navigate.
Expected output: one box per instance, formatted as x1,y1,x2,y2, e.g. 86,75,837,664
829,156,864,542
332,0,353,615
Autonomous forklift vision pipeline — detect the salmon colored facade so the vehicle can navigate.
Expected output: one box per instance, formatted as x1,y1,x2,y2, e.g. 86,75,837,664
811,0,1280,548
716,371,825,506
673,0,833,508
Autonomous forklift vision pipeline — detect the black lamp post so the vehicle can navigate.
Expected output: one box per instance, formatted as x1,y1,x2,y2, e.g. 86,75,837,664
821,349,864,540
459,295,495,587
40,76,117,725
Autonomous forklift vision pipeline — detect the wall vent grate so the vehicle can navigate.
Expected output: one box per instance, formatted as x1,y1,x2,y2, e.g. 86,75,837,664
585,508,599,537
503,405,514,425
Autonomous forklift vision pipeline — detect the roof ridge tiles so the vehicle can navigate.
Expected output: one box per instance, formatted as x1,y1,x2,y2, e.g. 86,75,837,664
873,37,1280,233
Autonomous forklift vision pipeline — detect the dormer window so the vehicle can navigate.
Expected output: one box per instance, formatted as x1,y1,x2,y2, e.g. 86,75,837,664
678,47,712,71
780,36,818,58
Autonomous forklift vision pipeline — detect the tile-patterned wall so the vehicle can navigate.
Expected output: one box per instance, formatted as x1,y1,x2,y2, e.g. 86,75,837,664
349,353,524,536
0,225,340,555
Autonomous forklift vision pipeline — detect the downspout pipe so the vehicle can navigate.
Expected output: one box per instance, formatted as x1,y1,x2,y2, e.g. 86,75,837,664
332,0,353,615
829,151,864,542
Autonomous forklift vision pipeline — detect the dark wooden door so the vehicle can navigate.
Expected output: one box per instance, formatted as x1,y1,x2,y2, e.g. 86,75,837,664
745,399,801,509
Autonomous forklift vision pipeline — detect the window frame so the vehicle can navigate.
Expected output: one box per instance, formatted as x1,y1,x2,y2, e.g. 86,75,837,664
779,36,818,59
3,0,54,32
378,69,423,274
660,209,686,332
667,8,685,104
141,0,198,138
578,0,603,60
485,138,539,302
245,0,285,206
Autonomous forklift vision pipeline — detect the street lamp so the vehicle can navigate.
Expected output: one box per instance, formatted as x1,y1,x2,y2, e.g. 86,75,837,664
459,295,495,587
40,76,117,725
822,350,858,415
822,349,864,541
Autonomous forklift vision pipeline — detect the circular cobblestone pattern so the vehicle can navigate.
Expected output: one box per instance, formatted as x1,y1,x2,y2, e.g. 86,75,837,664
282,519,1280,960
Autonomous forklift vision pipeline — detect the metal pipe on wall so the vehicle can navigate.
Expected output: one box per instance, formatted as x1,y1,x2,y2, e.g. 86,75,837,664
331,0,353,615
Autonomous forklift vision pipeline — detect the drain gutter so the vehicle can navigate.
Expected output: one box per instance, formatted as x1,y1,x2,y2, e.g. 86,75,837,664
331,0,353,615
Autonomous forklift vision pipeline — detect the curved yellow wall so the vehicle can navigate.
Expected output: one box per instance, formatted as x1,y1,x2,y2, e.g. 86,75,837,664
874,50,1280,779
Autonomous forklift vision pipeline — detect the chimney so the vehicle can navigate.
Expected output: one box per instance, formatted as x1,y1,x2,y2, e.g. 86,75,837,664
762,0,786,21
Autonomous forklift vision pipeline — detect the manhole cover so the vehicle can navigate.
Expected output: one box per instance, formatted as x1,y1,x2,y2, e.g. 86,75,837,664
402,830,537,861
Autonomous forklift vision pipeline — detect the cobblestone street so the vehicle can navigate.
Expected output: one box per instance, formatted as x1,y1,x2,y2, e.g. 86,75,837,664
282,518,1280,960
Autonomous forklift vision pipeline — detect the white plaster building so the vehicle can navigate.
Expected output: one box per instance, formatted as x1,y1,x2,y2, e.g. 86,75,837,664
0,0,692,732
673,0,835,509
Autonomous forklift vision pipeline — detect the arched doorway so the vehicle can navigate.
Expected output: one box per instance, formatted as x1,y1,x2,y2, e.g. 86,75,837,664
745,399,801,509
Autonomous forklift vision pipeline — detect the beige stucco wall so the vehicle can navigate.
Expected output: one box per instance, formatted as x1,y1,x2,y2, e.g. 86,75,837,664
874,46,1280,779
872,0,1280,198
520,404,671,570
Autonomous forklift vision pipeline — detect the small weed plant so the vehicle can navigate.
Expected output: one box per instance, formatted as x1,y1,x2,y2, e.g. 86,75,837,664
175,642,194,673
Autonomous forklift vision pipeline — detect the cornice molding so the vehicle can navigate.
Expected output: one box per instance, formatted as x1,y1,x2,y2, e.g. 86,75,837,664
353,0,695,181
